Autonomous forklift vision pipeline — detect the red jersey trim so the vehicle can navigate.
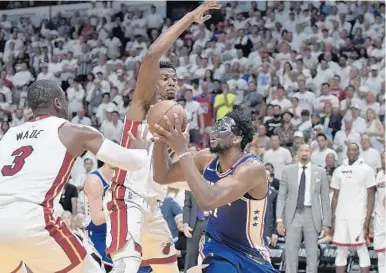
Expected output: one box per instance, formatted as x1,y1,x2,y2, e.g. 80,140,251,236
40,152,87,271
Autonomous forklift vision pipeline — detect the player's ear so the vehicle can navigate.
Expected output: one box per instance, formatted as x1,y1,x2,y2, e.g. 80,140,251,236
233,135,242,145
53,97,62,110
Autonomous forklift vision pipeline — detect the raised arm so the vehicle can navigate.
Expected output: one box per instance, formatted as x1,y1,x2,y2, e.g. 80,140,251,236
130,1,221,120
84,174,106,226
59,123,148,171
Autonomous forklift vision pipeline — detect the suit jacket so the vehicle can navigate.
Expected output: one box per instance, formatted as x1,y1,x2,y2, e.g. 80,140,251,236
183,191,199,228
276,163,331,233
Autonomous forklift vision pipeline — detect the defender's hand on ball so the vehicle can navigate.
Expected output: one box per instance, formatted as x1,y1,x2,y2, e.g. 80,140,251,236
153,114,189,155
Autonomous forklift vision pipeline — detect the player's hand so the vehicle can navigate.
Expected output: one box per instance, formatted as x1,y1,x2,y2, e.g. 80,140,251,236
363,223,370,241
276,221,285,236
184,225,193,238
183,123,190,143
323,226,331,237
270,234,279,247
128,125,151,152
153,114,189,155
192,1,222,24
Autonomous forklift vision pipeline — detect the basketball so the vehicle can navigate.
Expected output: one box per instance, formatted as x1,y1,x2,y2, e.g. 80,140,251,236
147,100,187,135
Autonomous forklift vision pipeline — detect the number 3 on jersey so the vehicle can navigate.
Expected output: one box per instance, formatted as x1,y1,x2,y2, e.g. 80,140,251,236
1,146,34,176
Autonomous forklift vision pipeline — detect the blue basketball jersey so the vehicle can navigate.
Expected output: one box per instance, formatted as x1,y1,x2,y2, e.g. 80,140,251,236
203,153,271,262
86,170,109,232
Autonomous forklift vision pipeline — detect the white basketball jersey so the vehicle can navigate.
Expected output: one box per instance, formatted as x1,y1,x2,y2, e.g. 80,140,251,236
375,170,385,218
0,116,75,207
121,121,166,201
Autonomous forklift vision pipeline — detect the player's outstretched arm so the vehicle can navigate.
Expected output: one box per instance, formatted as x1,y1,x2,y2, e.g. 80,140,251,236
84,174,106,226
59,123,147,171
129,1,221,120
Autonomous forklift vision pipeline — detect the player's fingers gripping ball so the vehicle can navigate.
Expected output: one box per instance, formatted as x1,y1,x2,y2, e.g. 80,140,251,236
147,100,187,134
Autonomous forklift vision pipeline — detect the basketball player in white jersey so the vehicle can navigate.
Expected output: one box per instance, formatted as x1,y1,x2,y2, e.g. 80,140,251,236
0,79,150,273
104,2,221,273
374,153,385,272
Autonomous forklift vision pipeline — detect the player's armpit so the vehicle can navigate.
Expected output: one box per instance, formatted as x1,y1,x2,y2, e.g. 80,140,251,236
84,174,105,225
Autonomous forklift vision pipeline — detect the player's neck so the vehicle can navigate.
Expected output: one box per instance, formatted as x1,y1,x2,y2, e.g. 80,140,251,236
32,109,55,119
218,149,244,173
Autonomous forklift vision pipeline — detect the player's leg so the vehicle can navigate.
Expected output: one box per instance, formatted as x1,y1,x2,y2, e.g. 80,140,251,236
106,201,144,273
141,206,178,273
333,219,350,272
374,215,385,273
201,256,238,273
22,219,102,273
378,252,385,273
347,219,370,270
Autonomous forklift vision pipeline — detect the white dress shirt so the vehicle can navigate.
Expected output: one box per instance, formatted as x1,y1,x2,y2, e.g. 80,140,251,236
298,162,312,207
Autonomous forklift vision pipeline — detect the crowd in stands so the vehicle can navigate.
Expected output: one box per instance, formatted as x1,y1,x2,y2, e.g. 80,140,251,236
0,1,384,272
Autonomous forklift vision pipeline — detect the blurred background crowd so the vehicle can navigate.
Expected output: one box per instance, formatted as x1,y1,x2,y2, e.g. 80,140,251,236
0,1,384,272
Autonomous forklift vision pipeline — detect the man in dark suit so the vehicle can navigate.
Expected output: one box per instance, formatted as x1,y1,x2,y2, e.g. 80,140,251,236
183,191,208,272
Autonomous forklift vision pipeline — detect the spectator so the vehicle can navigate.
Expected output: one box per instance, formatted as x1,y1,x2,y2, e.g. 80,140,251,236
71,107,92,126
184,89,205,146
100,110,123,142
360,134,382,173
183,191,208,272
311,133,338,168
67,78,85,116
274,111,296,149
213,83,235,120
265,104,283,137
160,189,183,239
264,134,292,180
59,180,78,216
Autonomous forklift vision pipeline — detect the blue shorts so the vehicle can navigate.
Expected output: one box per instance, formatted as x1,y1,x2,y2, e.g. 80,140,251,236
87,229,113,266
201,236,277,273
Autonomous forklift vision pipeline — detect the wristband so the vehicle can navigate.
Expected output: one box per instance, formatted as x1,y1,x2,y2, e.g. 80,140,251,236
173,151,191,162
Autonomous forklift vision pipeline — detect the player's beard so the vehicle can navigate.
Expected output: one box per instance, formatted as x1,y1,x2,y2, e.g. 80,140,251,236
209,143,229,154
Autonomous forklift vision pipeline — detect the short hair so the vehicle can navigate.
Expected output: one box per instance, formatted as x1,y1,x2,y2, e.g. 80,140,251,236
317,133,327,140
225,109,255,151
273,104,282,110
301,109,310,116
27,80,63,111
159,60,176,71
84,158,93,164
265,163,274,171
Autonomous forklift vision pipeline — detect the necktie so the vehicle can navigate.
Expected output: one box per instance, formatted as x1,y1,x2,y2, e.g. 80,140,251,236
297,166,307,209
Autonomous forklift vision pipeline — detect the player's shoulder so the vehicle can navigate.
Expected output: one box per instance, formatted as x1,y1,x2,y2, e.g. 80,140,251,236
237,155,265,175
84,173,103,192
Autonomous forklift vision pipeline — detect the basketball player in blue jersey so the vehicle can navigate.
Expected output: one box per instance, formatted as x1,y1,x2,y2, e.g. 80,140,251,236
84,161,115,272
152,109,277,273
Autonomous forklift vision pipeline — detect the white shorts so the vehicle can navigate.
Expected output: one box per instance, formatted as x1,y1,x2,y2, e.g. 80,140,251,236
374,215,385,253
333,218,367,247
104,187,176,265
0,202,101,273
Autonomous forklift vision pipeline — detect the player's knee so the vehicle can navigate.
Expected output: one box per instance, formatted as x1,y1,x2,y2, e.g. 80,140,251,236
335,246,349,267
356,245,370,267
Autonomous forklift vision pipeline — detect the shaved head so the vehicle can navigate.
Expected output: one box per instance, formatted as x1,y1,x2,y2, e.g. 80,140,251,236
27,80,64,110
27,80,68,119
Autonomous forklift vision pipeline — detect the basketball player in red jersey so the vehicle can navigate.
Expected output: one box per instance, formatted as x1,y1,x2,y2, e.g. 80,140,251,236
104,2,221,273
0,80,150,273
